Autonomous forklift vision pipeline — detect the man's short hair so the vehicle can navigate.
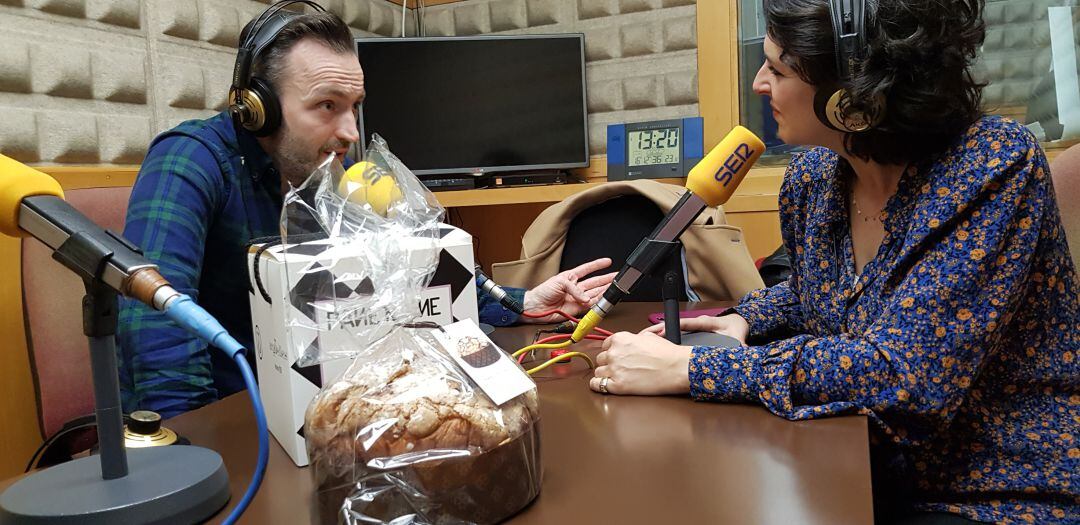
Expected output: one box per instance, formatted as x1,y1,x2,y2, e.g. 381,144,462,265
242,11,356,92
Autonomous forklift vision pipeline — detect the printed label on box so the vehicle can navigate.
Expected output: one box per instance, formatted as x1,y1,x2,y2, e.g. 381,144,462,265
312,285,454,355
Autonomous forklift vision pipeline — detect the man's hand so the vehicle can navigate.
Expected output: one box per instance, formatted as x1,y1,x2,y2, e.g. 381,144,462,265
521,258,616,323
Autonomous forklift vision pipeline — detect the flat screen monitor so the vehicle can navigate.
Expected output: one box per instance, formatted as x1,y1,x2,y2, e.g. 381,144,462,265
355,34,589,176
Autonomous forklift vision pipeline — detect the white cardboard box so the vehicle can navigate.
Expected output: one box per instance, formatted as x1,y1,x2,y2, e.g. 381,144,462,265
246,224,479,466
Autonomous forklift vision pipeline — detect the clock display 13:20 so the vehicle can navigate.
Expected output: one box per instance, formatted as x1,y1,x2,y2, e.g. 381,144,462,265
628,127,681,167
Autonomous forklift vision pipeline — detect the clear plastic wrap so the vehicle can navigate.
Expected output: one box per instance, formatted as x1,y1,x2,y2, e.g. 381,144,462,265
280,136,541,524
280,135,444,366
305,327,541,525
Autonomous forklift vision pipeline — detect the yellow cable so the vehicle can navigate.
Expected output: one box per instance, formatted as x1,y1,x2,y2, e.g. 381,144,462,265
511,339,572,358
571,310,603,342
526,352,594,375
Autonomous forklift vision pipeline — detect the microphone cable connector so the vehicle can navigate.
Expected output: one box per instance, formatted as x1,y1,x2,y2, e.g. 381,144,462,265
475,265,524,314
552,320,579,334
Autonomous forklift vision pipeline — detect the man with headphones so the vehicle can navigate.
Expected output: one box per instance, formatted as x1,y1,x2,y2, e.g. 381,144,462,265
588,0,1078,524
116,1,614,420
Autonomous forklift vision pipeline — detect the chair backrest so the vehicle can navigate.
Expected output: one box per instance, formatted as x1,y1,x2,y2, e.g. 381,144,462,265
492,179,764,301
21,186,132,438
560,194,687,301
1050,144,1080,270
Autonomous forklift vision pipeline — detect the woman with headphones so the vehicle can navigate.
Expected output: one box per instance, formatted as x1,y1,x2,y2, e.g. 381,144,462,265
591,0,1079,523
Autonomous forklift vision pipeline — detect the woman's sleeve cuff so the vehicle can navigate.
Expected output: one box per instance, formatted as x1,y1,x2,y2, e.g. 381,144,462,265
689,345,760,403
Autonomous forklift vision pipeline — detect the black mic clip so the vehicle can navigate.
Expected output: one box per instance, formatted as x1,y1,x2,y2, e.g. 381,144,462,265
53,230,115,287
26,196,148,287
624,237,682,277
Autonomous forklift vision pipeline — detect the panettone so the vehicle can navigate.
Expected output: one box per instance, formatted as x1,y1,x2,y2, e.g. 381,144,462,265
305,331,541,524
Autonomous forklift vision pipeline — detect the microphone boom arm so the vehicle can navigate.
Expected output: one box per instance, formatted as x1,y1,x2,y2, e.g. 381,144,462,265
596,191,706,318
570,125,764,343
20,195,179,310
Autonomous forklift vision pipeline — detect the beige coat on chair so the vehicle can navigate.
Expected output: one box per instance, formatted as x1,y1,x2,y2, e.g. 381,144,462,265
491,179,765,301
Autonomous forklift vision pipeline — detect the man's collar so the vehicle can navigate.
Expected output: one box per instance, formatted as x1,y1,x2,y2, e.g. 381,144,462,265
233,121,278,183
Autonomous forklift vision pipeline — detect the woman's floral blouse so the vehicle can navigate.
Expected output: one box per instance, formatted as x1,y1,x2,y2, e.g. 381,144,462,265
691,116,1078,523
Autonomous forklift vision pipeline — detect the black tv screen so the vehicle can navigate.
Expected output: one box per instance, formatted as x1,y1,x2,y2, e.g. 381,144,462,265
355,35,589,176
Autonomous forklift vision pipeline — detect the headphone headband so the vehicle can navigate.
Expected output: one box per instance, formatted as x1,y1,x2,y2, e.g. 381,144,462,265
828,0,866,83
816,0,882,133
234,1,325,96
230,0,327,136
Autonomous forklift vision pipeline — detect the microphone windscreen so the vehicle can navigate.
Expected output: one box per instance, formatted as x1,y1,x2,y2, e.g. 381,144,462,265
685,126,765,207
338,160,402,217
0,154,64,238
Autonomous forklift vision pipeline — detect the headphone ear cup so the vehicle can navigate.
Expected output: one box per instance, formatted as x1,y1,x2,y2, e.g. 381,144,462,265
814,86,878,133
247,77,282,137
814,86,846,132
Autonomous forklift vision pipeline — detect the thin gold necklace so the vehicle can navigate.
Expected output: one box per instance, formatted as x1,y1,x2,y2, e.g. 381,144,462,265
849,161,911,223
851,193,882,223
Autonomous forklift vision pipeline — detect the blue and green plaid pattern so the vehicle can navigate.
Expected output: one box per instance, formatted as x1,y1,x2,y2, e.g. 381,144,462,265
118,111,519,418
118,112,284,417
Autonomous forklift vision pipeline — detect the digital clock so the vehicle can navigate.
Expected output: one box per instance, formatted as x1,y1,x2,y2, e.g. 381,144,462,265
628,127,680,167
607,117,703,181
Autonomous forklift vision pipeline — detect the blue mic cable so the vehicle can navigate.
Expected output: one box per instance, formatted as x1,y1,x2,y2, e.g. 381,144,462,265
163,295,269,525
227,353,269,525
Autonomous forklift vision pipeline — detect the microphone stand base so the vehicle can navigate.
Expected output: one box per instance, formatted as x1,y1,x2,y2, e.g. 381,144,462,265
0,446,230,525
678,331,742,348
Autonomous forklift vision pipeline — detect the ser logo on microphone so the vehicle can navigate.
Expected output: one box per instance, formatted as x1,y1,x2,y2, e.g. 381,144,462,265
354,162,385,186
713,143,756,187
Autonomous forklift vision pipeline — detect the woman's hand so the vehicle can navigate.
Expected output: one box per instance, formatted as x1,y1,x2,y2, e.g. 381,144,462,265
588,331,692,396
641,314,750,345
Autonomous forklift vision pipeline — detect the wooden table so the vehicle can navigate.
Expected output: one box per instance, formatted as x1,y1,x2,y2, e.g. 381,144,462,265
169,302,873,524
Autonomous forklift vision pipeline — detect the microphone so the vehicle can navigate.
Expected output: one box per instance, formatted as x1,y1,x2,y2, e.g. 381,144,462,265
1,154,166,307
1,154,272,525
572,126,764,342
338,160,402,217
0,154,244,358
475,264,524,314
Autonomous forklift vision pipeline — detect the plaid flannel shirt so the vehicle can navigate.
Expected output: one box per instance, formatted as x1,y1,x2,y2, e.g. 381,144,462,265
118,112,521,417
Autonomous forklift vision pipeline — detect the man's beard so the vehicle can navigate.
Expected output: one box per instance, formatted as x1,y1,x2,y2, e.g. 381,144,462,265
274,130,318,188
273,125,350,188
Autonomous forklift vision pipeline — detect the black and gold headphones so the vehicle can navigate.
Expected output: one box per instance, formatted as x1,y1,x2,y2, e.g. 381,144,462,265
229,0,326,137
813,0,885,133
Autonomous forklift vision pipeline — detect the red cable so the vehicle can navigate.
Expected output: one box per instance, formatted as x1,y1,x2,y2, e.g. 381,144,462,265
591,326,615,337
517,333,606,364
535,334,571,345
520,309,615,337
533,333,607,345
520,309,573,320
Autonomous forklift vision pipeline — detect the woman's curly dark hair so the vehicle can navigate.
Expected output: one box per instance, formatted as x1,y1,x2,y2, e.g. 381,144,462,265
765,0,986,165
